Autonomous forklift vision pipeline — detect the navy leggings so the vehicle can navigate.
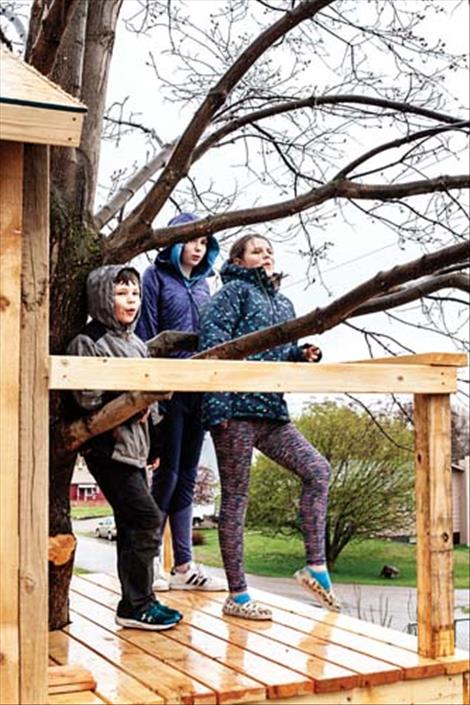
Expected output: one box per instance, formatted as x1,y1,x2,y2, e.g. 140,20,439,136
151,392,205,565
211,419,331,593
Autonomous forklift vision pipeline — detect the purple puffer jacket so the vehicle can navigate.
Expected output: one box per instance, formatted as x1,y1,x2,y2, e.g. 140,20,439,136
135,232,219,357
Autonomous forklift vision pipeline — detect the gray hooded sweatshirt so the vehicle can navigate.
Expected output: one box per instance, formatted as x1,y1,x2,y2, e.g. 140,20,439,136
67,265,150,467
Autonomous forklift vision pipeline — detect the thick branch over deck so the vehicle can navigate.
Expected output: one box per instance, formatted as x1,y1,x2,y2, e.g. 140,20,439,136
49,357,457,394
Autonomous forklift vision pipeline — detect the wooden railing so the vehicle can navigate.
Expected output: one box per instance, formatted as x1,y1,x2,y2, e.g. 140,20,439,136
49,350,467,659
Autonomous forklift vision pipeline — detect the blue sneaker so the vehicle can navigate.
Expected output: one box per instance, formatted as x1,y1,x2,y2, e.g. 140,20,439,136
115,600,182,630
156,600,183,622
294,567,341,612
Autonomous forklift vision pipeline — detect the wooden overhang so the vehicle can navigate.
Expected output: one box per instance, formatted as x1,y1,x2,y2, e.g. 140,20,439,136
0,45,86,146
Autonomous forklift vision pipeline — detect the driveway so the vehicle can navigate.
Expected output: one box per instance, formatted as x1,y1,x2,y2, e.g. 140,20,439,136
73,519,469,648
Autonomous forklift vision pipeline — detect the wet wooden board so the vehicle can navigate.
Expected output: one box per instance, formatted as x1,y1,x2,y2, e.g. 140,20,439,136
82,573,470,679
75,574,399,689
49,630,165,705
49,692,106,705
68,585,266,704
167,592,401,687
73,575,359,694
51,573,468,705
48,664,96,694
248,585,470,676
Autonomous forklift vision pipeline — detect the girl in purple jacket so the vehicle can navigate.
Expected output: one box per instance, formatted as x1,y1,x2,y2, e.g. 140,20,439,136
136,213,226,592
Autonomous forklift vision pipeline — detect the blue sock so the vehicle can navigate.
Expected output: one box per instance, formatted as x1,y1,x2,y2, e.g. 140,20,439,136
232,592,251,605
306,566,332,591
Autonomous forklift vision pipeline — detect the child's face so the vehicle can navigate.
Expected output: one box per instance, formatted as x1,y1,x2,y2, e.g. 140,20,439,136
113,281,141,325
235,237,274,276
181,236,208,271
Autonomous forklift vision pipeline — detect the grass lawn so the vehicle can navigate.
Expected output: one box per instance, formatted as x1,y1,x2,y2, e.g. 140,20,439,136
194,529,470,588
71,503,112,520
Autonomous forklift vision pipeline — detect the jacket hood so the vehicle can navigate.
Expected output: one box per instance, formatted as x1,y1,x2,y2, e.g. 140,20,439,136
155,212,220,282
86,265,141,333
220,260,282,291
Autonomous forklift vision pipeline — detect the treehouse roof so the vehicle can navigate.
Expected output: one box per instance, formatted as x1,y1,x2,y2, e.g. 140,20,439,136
0,45,86,147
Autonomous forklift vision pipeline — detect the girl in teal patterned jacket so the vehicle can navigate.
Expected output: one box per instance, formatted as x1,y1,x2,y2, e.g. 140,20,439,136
198,234,340,620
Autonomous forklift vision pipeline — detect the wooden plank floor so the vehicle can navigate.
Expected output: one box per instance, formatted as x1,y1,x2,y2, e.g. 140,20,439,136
48,572,470,705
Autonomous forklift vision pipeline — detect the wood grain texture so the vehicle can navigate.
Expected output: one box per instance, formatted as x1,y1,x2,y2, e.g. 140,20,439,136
48,665,96,694
0,139,23,705
48,692,106,705
49,357,457,394
347,352,468,367
414,394,455,658
0,46,85,147
0,103,84,147
19,143,49,705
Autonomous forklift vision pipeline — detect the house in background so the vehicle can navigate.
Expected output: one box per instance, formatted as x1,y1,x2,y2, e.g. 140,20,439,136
452,455,469,546
70,455,105,502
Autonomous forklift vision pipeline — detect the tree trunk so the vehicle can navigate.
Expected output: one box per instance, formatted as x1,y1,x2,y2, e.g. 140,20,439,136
48,191,101,630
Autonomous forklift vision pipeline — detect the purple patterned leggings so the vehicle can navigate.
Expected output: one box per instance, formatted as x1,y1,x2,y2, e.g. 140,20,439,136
211,419,331,593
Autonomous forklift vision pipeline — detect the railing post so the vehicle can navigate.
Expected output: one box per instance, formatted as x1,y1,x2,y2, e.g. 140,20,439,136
414,393,454,657
0,140,23,705
162,523,174,574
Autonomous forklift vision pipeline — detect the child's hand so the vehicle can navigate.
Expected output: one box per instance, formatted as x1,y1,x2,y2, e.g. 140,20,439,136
148,457,160,471
303,344,322,362
139,408,151,423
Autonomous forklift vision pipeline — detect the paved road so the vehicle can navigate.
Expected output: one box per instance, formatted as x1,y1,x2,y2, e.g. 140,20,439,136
73,519,469,648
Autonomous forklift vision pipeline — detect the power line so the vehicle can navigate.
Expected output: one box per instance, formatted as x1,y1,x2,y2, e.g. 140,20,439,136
282,241,399,291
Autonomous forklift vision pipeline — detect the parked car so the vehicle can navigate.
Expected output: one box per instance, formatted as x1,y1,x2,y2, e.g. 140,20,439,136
192,503,216,527
95,516,117,540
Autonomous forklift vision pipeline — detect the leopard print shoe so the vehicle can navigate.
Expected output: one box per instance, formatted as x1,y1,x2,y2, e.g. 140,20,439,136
222,597,272,620
295,567,341,612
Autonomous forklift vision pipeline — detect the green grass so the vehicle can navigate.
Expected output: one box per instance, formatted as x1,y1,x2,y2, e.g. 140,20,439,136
194,529,470,588
71,503,112,520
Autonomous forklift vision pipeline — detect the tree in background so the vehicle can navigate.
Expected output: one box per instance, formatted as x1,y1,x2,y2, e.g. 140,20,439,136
1,0,468,628
193,465,218,507
247,401,414,569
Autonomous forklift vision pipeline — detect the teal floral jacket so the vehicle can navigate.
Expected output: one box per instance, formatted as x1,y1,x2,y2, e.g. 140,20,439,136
198,262,307,428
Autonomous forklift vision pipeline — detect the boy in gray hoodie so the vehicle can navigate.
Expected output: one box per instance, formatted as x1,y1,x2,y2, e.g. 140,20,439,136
67,265,182,630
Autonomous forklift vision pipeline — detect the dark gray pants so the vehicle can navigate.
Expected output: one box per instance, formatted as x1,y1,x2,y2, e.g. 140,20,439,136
84,454,162,615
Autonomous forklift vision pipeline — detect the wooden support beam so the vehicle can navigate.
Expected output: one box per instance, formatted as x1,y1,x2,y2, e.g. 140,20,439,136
162,523,174,575
48,357,458,394
347,352,468,367
0,140,23,705
19,144,50,704
414,394,454,658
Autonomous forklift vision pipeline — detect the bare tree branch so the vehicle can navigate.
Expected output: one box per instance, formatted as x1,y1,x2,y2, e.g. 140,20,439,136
334,121,470,181
56,238,468,456
351,272,470,317
95,92,465,232
94,142,176,229
105,0,333,253
344,394,413,452
104,174,470,262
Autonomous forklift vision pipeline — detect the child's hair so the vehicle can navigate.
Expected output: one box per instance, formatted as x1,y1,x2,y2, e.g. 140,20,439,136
113,266,141,288
228,233,272,263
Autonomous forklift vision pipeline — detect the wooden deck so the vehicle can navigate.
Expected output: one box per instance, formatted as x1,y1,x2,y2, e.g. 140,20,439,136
48,573,470,705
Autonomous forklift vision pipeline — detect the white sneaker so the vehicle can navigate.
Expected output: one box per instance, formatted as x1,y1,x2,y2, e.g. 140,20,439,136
169,562,227,591
153,561,170,592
